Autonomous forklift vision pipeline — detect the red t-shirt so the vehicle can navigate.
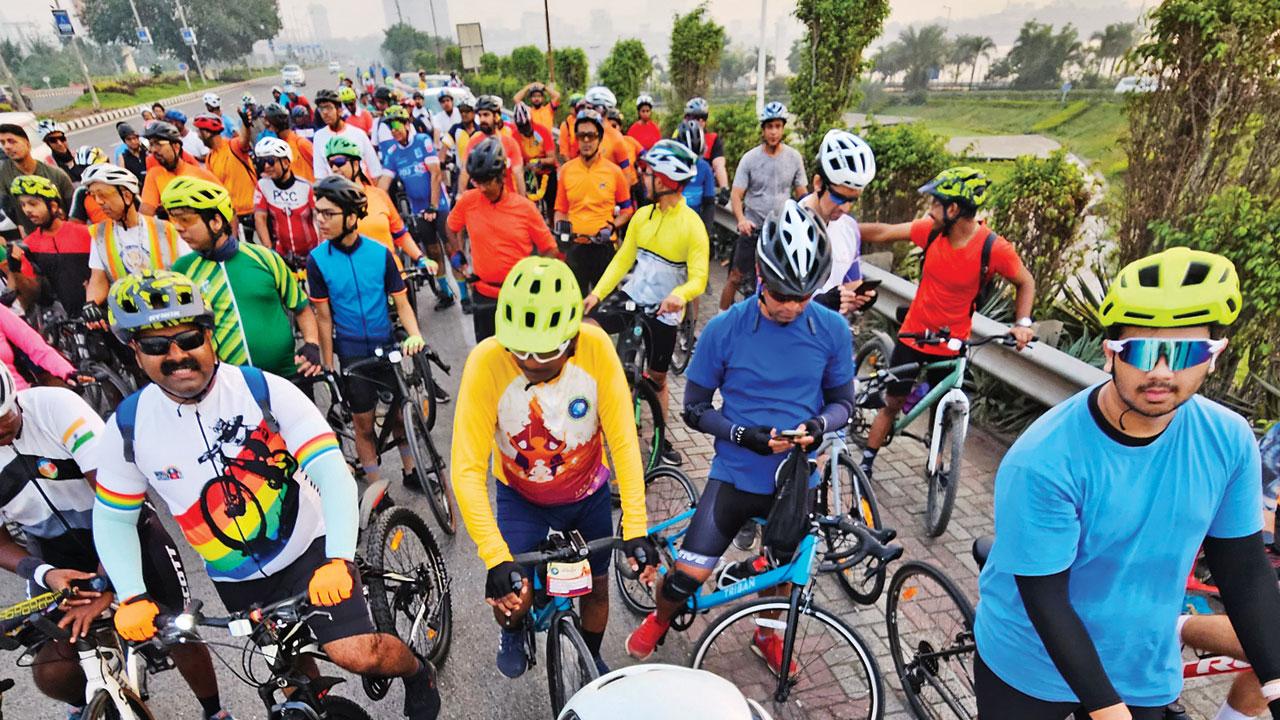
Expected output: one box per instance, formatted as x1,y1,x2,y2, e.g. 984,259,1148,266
447,187,556,298
626,120,662,151
900,218,1022,355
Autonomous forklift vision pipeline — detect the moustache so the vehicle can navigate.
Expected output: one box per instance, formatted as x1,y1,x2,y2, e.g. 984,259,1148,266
161,358,202,376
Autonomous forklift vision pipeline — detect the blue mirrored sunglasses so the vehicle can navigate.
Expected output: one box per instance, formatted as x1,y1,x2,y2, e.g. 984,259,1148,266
1104,337,1226,372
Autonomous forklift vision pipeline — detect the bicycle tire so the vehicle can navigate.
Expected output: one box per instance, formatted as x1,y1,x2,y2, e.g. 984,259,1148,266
690,596,885,720
77,362,132,421
924,404,964,538
885,561,977,720
668,314,696,375
81,686,155,720
400,396,456,535
546,613,599,716
365,506,454,667
631,379,665,474
279,695,373,720
850,331,894,444
613,466,698,616
822,455,886,605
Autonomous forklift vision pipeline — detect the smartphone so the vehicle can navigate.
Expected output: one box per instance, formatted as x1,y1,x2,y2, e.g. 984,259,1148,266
778,429,808,439
856,278,882,294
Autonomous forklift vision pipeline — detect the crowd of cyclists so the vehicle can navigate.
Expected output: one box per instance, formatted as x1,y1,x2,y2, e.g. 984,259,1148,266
0,58,1276,720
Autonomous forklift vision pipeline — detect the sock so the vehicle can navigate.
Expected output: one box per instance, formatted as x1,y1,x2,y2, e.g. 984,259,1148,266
362,463,380,481
860,447,879,470
399,445,415,473
198,696,221,719
580,629,604,658
1213,704,1253,720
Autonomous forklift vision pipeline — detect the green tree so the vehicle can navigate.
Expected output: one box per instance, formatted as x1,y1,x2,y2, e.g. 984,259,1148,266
509,45,546,83
1090,22,1136,77
597,39,652,111
553,47,589,93
669,4,726,102
382,23,435,70
790,0,890,156
896,25,949,92
82,0,280,65
1000,21,1082,89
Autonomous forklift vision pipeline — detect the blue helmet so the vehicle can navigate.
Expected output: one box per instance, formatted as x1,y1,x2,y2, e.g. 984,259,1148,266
759,101,787,125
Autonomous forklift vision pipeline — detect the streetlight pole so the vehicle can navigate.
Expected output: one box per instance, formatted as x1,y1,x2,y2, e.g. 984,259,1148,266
173,0,207,81
754,0,767,113
543,0,556,85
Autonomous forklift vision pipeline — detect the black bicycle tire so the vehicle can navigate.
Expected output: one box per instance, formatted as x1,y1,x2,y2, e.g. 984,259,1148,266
885,560,977,720
78,362,132,421
689,596,885,720
546,613,599,716
631,379,665,474
82,686,155,720
401,398,456,535
924,406,963,538
612,466,698,616
365,506,454,667
824,455,887,605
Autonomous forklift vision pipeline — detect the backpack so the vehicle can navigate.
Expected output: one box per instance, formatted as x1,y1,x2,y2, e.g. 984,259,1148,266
920,226,999,317
761,446,814,564
116,365,278,464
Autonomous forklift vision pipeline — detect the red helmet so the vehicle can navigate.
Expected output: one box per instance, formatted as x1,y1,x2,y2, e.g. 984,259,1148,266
193,113,225,134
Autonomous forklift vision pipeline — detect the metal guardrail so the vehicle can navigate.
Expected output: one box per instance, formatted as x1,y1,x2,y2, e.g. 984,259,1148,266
712,206,1108,407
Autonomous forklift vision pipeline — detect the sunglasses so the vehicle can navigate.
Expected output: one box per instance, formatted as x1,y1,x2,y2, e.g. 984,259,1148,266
135,329,206,356
328,155,352,167
510,340,571,363
765,288,813,305
1104,337,1226,372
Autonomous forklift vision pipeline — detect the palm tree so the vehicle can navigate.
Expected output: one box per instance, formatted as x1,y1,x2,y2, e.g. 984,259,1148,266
955,34,996,90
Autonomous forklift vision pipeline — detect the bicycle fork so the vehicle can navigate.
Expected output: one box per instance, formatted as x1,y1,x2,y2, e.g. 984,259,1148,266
926,390,969,476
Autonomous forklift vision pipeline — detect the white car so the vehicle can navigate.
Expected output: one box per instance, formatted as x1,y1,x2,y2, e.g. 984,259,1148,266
1114,76,1158,94
282,64,306,87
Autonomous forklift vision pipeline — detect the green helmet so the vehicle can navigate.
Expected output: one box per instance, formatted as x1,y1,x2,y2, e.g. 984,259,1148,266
325,135,363,159
918,166,990,211
495,257,583,354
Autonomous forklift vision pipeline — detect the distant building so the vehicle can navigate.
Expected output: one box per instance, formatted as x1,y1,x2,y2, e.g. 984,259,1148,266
383,0,451,39
308,3,331,42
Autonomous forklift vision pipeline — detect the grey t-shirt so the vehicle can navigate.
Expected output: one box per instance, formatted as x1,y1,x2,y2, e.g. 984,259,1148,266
732,144,807,227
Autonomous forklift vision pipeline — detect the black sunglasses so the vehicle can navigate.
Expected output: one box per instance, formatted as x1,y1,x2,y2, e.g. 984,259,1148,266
135,329,206,356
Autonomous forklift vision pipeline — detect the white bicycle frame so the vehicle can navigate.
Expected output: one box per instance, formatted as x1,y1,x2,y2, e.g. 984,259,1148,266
926,388,970,476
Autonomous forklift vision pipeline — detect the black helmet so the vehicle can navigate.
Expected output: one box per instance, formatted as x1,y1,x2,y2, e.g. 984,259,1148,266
264,102,289,124
475,95,501,113
313,175,368,218
466,137,507,183
116,122,138,141
143,122,182,143
373,86,394,103
315,88,340,107
676,119,705,156
756,199,832,297
574,109,605,137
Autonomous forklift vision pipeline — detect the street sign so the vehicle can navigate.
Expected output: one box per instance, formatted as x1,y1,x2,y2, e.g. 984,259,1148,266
136,26,152,44
180,26,197,46
51,9,75,37
177,62,189,73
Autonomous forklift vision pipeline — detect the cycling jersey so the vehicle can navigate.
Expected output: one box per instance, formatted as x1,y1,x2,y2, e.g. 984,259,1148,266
253,175,320,258
94,364,350,595
311,123,386,182
446,187,556,298
975,386,1261,707
88,216,190,282
140,160,220,210
21,220,91,311
626,119,662,151
555,157,631,235
171,242,309,376
305,235,406,357
592,199,709,323
681,157,716,209
382,134,446,215
203,141,257,216
451,323,647,568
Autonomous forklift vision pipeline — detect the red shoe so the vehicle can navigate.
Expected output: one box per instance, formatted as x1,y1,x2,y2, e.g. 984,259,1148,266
625,612,669,660
752,628,799,678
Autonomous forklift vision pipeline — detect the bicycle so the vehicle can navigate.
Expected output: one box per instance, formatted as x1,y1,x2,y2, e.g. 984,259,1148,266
594,296,669,475
851,329,1030,537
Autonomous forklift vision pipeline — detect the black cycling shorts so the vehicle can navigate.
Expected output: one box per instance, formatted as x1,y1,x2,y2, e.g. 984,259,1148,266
974,653,1166,720
676,479,813,570
731,232,757,276
340,354,401,414
214,537,375,646
591,294,678,374
885,340,960,398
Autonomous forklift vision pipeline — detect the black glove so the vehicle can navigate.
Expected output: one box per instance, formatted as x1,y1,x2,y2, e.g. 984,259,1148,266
485,561,525,599
81,302,106,323
593,225,614,245
731,425,775,456
298,342,321,368
622,536,659,572
799,417,825,439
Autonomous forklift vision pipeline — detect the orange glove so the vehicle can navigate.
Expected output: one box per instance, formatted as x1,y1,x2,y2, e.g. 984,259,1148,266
308,559,354,607
114,595,160,642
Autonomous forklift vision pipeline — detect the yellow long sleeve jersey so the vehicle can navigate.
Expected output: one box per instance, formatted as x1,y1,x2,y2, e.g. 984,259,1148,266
592,198,710,307
451,324,649,568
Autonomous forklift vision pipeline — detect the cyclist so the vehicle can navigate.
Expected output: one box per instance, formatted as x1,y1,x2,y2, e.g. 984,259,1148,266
8,175,91,314
324,136,429,270
721,101,808,311
92,270,441,720
312,89,390,188
512,101,558,213
805,129,879,315
306,176,429,486
513,82,560,131
456,95,525,196
451,256,655,678
162,176,321,379
446,137,557,340
192,114,257,242
0,123,74,236
675,120,718,234
339,85,374,136
382,105,451,305
252,136,320,262
857,167,1036,481
553,109,634,294
682,97,729,194
973,247,1280,720
138,122,220,217
111,122,148,185
626,95,662,151
584,139,709,465
256,103,316,183
625,199,854,677
202,92,241,139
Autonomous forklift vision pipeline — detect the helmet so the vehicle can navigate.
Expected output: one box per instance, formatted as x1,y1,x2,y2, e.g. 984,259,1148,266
557,664,772,720
513,102,532,131
143,122,182,143
635,94,654,109
116,122,138,140
645,139,698,183
203,92,222,108
756,199,833,297
759,101,787,124
373,86,394,103
9,174,61,201
676,119,705,156
164,109,187,125
584,86,616,109
240,92,257,106
315,88,340,106
36,119,64,141
313,175,368,218
337,86,358,104
817,129,876,191
574,109,605,137
684,97,709,119
1099,247,1242,329
290,105,312,126
74,146,107,166
325,135,363,160
475,95,501,114
263,103,289,125
161,176,234,223
0,361,16,418
107,269,214,343
456,92,477,111
918,166,990,211
254,136,292,159
382,105,410,123
466,137,507,182
495,257,582,355
192,113,225,134
81,163,140,195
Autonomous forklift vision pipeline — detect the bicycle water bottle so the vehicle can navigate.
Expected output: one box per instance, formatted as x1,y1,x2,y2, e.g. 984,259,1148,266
715,555,771,590
902,382,930,414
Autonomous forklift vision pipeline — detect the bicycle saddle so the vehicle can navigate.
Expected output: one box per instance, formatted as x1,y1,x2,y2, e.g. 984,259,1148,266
972,535,994,571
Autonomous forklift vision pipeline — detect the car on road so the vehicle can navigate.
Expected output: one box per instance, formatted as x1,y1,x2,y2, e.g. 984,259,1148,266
328,61,341,74
282,64,306,87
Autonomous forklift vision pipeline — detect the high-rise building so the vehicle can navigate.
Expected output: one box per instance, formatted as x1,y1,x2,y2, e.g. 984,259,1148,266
308,4,331,41
383,0,451,38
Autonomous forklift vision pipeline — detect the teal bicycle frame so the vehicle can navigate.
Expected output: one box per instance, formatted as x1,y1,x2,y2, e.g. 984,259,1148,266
889,356,966,434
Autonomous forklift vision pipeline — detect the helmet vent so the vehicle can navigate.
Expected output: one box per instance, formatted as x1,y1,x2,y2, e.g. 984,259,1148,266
1182,262,1210,286
1137,265,1160,287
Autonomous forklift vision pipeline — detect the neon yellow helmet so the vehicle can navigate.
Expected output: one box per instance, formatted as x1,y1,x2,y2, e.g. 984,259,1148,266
107,269,213,343
337,86,358,104
8,175,60,201
1099,246,1242,328
495,257,583,354
160,176,234,223
918,166,990,211
325,135,363,159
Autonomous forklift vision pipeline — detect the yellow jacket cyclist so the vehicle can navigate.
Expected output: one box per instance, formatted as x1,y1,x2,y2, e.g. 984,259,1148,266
451,256,655,679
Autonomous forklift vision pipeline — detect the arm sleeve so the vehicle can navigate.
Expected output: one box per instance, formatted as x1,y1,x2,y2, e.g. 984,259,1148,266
0,305,74,379
1015,571,1123,711
587,328,647,540
592,212,641,300
91,418,149,599
1203,533,1280,688
671,213,710,302
681,380,737,442
450,346,512,568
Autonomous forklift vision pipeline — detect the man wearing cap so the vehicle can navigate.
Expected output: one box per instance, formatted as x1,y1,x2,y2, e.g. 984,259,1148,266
165,110,209,162
203,93,241,139
0,123,74,236
138,123,220,217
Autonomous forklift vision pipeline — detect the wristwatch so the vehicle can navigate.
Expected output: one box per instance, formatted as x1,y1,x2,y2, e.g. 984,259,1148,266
1015,317,1034,328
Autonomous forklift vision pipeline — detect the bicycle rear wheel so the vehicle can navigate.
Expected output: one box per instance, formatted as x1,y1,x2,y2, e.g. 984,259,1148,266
82,687,155,720
821,455,886,605
924,404,964,538
401,395,456,535
365,506,453,667
546,613,599,716
885,561,977,720
613,466,698,615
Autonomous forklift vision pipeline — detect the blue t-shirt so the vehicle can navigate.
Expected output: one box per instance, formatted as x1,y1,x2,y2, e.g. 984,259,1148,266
685,298,854,495
974,386,1262,707
682,157,716,208
383,135,448,214
305,236,407,358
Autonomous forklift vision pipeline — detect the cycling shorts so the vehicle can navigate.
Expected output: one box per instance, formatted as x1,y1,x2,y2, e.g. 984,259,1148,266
591,294,678,374
676,479,813,570
214,536,374,646
885,340,960,398
974,653,1165,720
495,482,614,576
731,232,757,276
340,354,402,414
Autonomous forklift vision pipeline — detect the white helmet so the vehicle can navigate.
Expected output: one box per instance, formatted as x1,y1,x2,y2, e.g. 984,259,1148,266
254,136,292,159
557,665,772,720
203,92,222,108
81,163,140,196
584,85,617,110
817,129,876,191
645,139,698,183
0,362,16,417
635,94,654,109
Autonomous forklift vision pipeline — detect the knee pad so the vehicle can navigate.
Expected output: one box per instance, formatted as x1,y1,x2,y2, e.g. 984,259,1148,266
660,568,701,605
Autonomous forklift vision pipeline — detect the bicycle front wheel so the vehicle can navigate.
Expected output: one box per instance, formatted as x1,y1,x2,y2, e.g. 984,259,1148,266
546,613,599,716
82,687,155,720
613,466,698,615
822,455,886,605
691,597,885,720
924,404,965,538
885,561,977,720
365,506,453,667
401,389,456,535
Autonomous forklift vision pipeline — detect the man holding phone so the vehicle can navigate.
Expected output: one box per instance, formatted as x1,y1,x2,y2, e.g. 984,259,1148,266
804,129,879,315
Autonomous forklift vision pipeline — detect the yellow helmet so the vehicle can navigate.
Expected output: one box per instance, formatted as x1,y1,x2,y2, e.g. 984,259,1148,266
8,175,60,201
160,176,234,223
495,257,583,354
1099,246,1242,328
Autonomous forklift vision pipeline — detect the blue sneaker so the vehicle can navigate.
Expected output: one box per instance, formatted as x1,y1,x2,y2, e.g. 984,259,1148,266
496,628,529,678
